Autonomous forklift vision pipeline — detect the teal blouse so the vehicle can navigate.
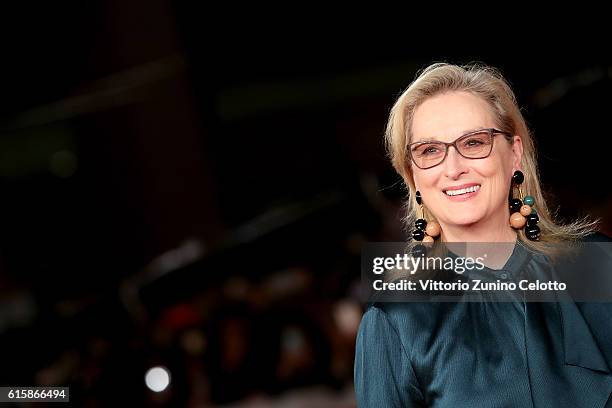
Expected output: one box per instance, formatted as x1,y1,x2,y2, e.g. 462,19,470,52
354,238,612,407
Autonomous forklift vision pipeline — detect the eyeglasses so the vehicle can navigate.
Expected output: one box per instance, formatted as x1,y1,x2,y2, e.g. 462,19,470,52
407,128,511,170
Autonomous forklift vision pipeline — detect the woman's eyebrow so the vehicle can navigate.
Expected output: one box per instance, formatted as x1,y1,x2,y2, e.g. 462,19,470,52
411,127,488,144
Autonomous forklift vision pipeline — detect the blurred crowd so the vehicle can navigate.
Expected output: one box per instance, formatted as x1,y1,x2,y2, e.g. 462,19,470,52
0,172,407,407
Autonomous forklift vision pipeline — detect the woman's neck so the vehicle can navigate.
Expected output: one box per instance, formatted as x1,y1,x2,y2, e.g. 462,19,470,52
438,215,518,269
439,214,517,243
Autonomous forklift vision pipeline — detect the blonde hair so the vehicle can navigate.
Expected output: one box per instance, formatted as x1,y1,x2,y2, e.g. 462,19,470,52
384,62,597,254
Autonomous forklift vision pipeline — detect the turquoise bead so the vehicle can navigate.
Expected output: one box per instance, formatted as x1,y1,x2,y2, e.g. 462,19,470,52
524,195,535,206
531,207,537,214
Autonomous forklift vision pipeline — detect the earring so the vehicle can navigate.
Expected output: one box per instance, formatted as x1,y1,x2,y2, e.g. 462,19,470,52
412,191,441,243
509,170,540,241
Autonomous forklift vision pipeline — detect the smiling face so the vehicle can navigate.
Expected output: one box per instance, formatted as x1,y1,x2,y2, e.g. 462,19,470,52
410,91,523,237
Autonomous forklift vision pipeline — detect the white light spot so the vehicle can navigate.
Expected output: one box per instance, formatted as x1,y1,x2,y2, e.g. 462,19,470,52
145,366,170,392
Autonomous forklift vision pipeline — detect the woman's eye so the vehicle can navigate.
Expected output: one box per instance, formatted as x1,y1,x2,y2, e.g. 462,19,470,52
465,139,484,147
422,146,439,155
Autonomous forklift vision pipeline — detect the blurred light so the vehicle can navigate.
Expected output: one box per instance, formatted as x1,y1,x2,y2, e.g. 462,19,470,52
281,326,306,353
144,239,205,277
333,299,361,337
180,329,207,357
144,366,170,392
49,150,77,178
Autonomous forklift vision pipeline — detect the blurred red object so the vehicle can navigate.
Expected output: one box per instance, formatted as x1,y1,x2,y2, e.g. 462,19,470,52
159,303,201,330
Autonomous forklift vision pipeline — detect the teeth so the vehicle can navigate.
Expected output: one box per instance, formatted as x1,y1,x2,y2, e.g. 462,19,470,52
445,185,480,196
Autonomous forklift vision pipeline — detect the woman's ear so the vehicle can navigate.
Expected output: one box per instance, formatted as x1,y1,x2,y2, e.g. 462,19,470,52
511,135,524,170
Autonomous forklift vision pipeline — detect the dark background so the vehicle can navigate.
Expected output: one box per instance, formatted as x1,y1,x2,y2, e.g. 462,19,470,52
0,4,610,406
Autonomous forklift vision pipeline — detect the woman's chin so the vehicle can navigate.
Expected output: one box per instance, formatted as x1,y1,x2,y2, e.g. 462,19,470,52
445,215,485,228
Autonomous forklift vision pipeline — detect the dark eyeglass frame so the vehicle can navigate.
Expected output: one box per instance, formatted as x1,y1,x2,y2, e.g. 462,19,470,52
407,128,512,170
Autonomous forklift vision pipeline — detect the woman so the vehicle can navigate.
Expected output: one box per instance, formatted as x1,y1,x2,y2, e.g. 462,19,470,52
354,63,612,407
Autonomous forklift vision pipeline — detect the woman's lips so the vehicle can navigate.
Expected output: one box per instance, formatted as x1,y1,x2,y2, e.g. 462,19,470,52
442,184,481,201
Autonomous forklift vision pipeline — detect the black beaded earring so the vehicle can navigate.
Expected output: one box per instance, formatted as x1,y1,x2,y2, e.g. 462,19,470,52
509,170,540,241
412,191,441,243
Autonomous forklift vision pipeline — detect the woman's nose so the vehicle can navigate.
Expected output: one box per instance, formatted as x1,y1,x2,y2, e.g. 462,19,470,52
443,147,468,179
